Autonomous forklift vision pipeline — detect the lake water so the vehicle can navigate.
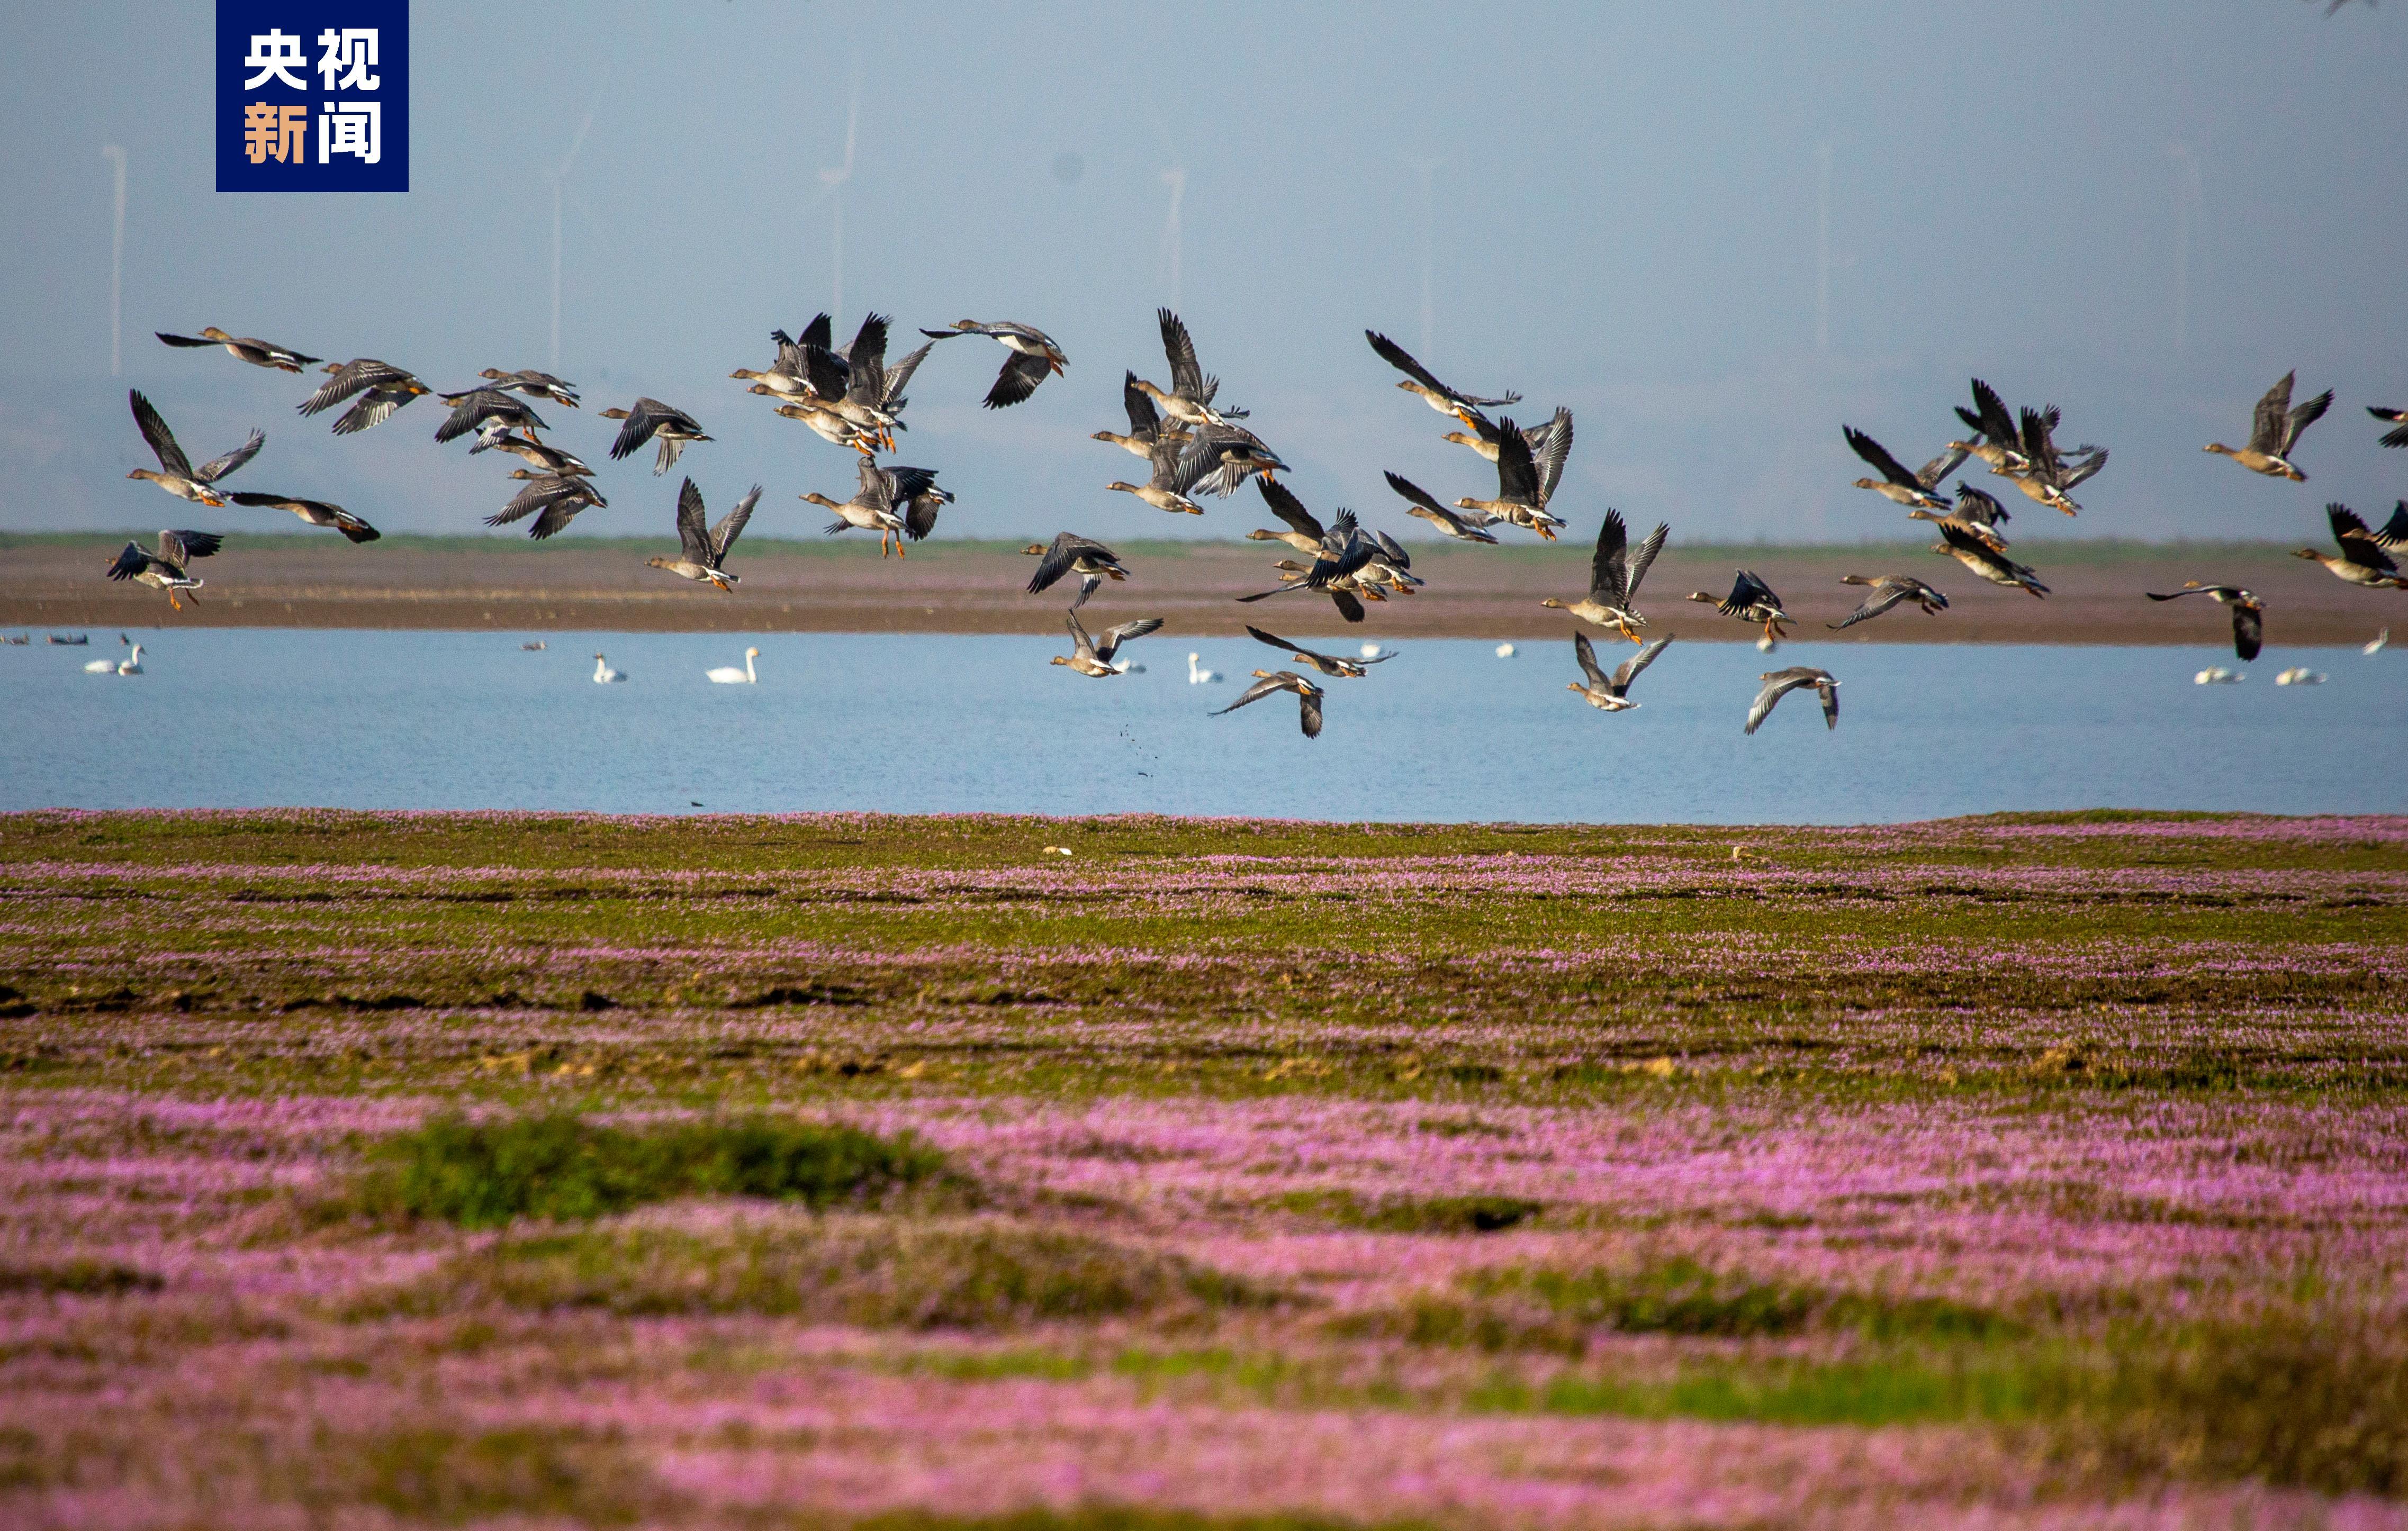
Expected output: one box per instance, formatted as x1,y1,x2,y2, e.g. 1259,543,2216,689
4,629,2400,822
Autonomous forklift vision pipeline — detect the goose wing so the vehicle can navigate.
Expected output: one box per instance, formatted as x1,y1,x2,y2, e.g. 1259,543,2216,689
1257,476,1325,541
1744,671,1812,735
2249,373,2295,455
1212,672,1292,717
1374,530,1412,570
984,350,1051,410
2280,387,2333,456
1611,637,1672,695
1844,426,1921,489
1915,444,1970,489
1572,630,1610,689
1122,370,1162,434
901,486,951,541
1828,583,1913,630
2232,602,2264,662
1094,618,1162,664
799,345,849,402
160,529,222,566
1589,510,1631,602
1624,520,1671,600
2370,501,2408,548
1158,309,1204,398
1328,587,1366,623
2144,585,2218,602
105,541,155,581
2329,504,2398,572
1728,569,1780,614
1244,624,1331,668
331,390,410,435
1493,419,1540,503
1297,685,1324,738
881,341,934,407
1309,512,1378,589
1532,407,1574,503
1969,378,2018,447
1029,533,1111,595
228,491,375,541
156,331,217,349
1951,482,2011,531
1816,675,1840,730
674,478,711,562
608,398,664,460
129,391,195,479
711,487,760,563
1063,610,1097,662
192,428,264,484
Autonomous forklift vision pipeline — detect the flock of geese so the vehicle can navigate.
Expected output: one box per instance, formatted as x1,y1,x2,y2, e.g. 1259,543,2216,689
97,316,2408,736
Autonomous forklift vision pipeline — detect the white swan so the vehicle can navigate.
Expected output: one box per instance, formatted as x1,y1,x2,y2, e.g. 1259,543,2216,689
1186,652,1220,684
2366,628,2390,656
592,652,625,683
2275,667,2326,686
707,647,759,684
2194,667,2242,685
1358,642,1384,660
83,654,115,673
118,644,143,676
1494,642,1518,659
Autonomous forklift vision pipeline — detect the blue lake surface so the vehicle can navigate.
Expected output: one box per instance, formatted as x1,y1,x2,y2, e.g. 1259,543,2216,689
3,629,2401,822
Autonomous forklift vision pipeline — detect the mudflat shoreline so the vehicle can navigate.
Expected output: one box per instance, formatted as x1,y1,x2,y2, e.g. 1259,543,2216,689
2,535,2393,645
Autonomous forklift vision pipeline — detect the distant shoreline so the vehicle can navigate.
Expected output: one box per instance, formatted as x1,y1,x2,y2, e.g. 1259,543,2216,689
5,536,2395,645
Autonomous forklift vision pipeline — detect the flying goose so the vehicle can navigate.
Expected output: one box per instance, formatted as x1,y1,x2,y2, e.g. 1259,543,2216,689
825,315,929,449
1243,624,1393,678
602,397,711,474
1909,480,2012,547
2009,406,2105,513
1023,533,1129,611
1828,574,1950,631
486,472,606,539
2146,582,2265,660
299,359,431,434
1745,667,1839,735
1364,330,1520,425
227,492,380,543
1385,470,1500,543
1951,379,2033,475
2206,372,2331,480
1212,669,1323,737
1247,478,1336,556
1177,421,1289,497
155,328,320,373
919,320,1068,409
473,431,591,477
2370,406,2408,449
1541,509,1669,642
1568,632,1670,713
801,457,940,557
2294,504,2408,588
897,478,956,544
1455,416,1568,539
476,368,580,407
1052,611,1163,676
1361,530,1422,595
647,478,757,591
1933,520,2048,596
435,387,547,445
104,530,222,610
1441,405,1570,466
126,390,261,507
1238,500,1378,604
1844,427,1959,511
1093,370,1189,458
1685,570,1791,646
1133,309,1246,427
1106,437,1210,514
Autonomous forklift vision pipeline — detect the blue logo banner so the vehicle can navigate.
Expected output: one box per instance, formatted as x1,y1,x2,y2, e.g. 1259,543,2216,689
216,1,409,193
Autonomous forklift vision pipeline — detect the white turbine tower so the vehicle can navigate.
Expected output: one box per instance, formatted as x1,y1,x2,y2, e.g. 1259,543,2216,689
1158,167,1186,311
101,144,125,376
1401,156,1442,357
2168,142,2200,355
550,107,600,374
1814,141,1833,355
820,79,860,328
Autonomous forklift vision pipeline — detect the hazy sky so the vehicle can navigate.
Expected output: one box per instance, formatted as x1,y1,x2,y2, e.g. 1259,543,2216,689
4,1,2404,548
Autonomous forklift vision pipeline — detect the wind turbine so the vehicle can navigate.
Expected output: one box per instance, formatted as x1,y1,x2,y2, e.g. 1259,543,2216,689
1814,141,1833,355
1158,167,1186,312
1400,156,1442,358
101,144,125,376
819,75,860,328
2167,142,2200,355
548,43,616,374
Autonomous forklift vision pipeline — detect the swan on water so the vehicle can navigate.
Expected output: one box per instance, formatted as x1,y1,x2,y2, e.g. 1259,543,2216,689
2274,668,2326,686
592,652,625,683
1187,653,1221,684
118,644,143,676
86,643,144,675
707,647,759,684
2194,667,2242,685
1494,642,1517,659
2367,628,2390,656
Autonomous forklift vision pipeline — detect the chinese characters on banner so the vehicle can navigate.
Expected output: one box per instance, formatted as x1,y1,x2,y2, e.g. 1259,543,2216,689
216,3,408,192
